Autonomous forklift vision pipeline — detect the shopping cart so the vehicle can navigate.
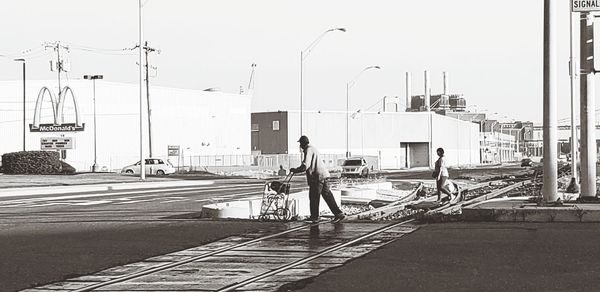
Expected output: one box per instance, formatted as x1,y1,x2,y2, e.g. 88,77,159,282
258,172,294,221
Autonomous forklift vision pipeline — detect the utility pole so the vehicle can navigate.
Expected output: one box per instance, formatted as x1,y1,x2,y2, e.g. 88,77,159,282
143,41,158,157
44,41,69,99
579,12,597,199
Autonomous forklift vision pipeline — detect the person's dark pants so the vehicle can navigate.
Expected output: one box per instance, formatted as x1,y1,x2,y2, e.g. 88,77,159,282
308,179,342,219
436,175,453,200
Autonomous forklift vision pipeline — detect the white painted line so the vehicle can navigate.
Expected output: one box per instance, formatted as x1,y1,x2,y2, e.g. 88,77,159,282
0,180,217,198
194,191,263,202
73,200,113,206
160,199,189,204
114,198,161,205
0,184,263,205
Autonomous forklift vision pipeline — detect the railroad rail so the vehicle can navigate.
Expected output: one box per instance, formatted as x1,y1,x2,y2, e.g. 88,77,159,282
54,218,418,292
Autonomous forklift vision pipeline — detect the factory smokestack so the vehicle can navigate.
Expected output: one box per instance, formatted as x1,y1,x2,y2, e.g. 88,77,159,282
443,71,449,95
424,70,430,111
405,72,411,111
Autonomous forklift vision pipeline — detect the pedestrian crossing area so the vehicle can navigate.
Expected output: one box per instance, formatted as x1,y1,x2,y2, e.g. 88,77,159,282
0,191,263,209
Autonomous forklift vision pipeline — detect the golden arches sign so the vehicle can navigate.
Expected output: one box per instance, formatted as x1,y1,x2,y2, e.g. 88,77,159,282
30,86,85,132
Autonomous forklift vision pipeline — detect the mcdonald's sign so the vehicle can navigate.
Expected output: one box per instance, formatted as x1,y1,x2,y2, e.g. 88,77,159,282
29,86,85,132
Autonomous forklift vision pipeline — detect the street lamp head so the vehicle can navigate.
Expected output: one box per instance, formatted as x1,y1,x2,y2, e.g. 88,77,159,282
84,75,104,80
328,27,346,33
14,58,25,62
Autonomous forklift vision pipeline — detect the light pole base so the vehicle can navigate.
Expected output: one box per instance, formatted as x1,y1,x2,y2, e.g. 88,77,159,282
566,177,580,194
92,164,100,173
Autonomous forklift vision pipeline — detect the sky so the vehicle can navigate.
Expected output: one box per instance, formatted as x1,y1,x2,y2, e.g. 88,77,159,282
0,0,590,124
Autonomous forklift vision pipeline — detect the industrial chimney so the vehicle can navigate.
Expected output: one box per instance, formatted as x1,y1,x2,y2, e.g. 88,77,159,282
405,72,411,111
443,71,449,95
424,70,430,111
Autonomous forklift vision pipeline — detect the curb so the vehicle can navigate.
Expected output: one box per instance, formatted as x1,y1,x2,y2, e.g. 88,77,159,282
463,203,600,222
0,180,215,198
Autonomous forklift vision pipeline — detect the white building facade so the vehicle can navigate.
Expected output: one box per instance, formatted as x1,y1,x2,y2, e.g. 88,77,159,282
253,110,480,169
0,80,251,172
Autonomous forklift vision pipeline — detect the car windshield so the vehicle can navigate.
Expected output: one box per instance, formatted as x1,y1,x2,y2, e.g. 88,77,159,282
343,160,363,166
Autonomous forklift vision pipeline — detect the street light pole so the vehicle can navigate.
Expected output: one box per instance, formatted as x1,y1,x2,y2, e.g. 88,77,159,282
138,0,146,180
346,65,381,158
14,59,26,151
300,27,346,135
84,75,103,172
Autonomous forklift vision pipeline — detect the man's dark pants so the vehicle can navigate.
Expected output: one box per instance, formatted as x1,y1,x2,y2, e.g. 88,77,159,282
308,178,342,219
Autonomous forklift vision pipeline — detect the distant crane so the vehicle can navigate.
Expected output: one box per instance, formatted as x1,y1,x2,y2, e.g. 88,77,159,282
242,63,257,94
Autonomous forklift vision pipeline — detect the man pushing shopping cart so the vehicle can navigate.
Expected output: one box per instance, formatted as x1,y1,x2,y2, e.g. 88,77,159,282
289,135,345,224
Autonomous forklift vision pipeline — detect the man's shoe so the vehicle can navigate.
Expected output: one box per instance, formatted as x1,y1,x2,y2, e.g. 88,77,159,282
303,217,319,224
331,213,345,223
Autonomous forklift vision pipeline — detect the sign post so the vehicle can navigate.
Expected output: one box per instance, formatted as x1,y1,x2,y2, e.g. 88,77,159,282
40,137,74,150
168,145,181,173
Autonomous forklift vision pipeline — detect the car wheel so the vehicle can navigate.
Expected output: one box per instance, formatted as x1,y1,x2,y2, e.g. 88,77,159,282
156,170,165,176
125,169,134,174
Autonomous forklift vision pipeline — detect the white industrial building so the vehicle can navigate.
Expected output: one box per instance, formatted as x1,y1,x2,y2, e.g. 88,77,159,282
252,110,480,169
0,80,251,171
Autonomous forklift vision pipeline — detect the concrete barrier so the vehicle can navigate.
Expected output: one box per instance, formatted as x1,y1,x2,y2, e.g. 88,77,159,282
201,181,393,220
201,190,341,219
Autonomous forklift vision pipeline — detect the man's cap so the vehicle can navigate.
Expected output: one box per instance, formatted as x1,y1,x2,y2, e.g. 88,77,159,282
297,135,309,144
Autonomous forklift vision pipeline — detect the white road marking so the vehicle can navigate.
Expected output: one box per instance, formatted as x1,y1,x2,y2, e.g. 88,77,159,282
73,200,113,206
114,198,162,205
160,199,189,204
0,185,266,209
0,184,263,205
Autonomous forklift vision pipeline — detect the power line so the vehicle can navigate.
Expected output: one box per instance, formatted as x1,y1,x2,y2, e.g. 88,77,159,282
0,45,44,58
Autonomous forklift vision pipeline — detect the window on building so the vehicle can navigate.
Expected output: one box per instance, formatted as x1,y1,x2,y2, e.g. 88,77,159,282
251,123,259,131
272,120,280,131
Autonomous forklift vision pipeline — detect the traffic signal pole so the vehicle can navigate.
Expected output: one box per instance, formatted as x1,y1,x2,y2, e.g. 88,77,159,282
579,12,597,199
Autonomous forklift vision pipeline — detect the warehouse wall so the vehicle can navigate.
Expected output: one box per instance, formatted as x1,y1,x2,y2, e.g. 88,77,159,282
285,110,479,168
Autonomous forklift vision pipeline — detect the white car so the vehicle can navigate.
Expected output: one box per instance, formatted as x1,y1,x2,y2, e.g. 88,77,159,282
121,158,176,176
341,157,369,178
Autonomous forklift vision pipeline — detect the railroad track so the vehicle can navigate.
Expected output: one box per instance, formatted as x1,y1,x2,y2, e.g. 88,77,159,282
345,177,537,222
30,218,418,292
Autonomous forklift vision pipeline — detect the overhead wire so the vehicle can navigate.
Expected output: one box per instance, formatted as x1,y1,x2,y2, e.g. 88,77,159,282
0,45,44,58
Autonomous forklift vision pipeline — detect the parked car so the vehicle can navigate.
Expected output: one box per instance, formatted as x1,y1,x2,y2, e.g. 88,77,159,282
341,157,369,178
121,158,176,175
521,158,533,167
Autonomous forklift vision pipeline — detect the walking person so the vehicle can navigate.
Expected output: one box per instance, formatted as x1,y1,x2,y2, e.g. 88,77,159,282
290,135,345,223
433,147,454,202
277,165,287,176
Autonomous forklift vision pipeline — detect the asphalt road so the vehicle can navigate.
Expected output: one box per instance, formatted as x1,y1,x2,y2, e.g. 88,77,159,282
290,222,600,292
0,177,293,292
